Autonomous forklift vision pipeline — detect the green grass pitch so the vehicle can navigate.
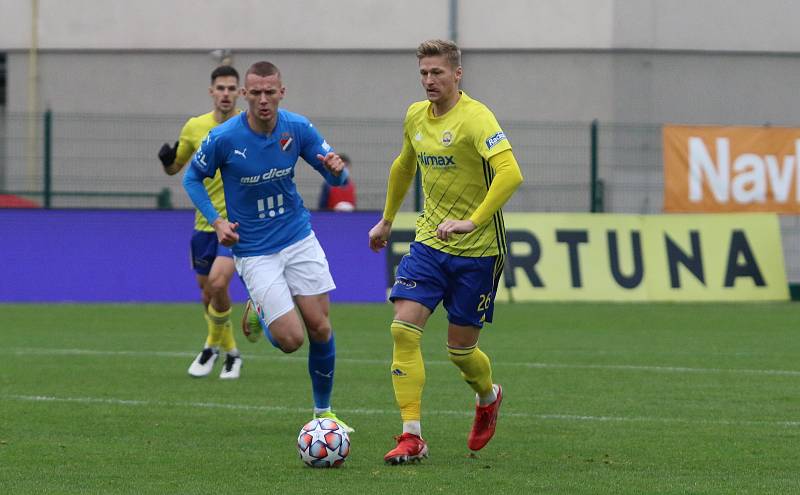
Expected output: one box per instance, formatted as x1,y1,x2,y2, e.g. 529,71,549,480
1,302,798,494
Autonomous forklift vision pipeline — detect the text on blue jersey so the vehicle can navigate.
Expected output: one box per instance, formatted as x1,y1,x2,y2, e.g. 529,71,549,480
183,110,349,256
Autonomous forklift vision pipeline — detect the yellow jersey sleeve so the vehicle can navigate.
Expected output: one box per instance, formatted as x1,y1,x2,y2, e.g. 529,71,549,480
382,128,417,222
176,112,229,231
468,150,523,226
176,119,200,165
469,107,512,162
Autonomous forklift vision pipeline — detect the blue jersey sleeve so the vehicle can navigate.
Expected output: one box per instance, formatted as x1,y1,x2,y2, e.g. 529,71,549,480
298,120,347,186
183,166,219,225
183,131,224,224
190,132,221,179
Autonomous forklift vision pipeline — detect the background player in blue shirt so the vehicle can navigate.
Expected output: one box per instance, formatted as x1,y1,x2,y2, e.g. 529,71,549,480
183,61,353,432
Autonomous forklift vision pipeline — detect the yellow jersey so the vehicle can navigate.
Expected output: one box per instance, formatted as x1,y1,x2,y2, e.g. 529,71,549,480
399,92,513,257
177,111,236,232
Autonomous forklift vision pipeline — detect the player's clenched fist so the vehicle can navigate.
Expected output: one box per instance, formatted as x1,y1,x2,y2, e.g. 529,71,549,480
436,219,476,241
368,218,392,252
213,218,240,247
317,152,345,176
158,141,178,168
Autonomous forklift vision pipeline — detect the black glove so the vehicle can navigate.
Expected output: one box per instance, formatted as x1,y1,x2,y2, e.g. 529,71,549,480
158,141,179,168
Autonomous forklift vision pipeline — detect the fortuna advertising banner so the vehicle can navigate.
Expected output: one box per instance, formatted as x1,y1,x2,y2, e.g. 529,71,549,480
387,213,789,302
663,125,800,213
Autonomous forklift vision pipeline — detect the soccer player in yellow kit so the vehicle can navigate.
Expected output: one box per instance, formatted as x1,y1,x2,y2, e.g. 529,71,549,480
369,40,524,464
158,65,243,379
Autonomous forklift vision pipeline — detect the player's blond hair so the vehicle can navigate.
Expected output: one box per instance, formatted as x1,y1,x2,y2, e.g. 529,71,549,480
416,39,461,69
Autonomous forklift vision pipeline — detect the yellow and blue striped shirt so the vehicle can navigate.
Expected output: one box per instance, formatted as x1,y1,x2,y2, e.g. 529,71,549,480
388,92,517,257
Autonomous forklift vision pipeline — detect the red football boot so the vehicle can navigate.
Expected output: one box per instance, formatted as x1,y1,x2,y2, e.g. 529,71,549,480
384,433,429,465
467,384,503,451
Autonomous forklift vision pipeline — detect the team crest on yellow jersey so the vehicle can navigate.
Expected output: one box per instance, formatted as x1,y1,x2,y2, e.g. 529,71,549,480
441,130,453,147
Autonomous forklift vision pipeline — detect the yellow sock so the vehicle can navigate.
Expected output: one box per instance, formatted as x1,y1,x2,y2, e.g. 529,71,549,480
205,306,231,349
390,320,425,422
219,321,237,353
448,344,493,398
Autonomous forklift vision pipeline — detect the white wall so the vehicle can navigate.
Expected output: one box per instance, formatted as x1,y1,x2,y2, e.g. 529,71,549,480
10,49,800,125
0,0,447,50
3,0,800,52
612,0,800,52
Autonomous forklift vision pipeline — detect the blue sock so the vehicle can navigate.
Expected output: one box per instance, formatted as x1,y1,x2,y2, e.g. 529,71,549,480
308,332,335,410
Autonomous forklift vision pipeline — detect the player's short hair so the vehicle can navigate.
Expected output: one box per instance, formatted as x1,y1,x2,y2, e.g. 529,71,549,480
246,61,281,80
210,65,239,83
338,153,351,166
416,39,461,69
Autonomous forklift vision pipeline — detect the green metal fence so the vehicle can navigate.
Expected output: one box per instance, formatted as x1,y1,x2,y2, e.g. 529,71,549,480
1,110,797,283
0,111,596,213
1,111,175,209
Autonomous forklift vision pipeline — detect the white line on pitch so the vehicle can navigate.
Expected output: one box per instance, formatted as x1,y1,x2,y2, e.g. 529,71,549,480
10,347,800,377
4,394,799,428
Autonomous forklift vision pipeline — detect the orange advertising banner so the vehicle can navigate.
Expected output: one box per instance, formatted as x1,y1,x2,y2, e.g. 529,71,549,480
663,125,800,213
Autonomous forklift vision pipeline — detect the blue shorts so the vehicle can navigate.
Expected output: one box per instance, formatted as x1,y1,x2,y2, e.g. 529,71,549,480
190,231,233,276
389,242,503,328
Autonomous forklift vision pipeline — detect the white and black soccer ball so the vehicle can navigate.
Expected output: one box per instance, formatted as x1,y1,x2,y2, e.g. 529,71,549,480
297,418,350,468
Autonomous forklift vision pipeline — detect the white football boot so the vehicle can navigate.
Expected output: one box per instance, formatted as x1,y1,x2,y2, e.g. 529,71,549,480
188,347,218,377
219,353,242,379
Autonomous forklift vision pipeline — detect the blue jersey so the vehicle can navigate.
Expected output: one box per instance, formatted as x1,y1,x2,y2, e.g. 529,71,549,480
183,110,348,257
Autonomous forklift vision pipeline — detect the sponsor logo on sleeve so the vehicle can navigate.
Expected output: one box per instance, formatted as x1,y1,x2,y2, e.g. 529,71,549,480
486,131,507,150
195,150,209,170
321,140,332,152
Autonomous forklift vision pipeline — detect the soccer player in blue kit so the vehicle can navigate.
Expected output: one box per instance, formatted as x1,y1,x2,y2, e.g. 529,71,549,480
183,61,353,432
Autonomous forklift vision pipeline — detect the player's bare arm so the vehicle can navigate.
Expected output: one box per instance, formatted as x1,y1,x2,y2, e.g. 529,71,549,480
212,218,240,247
317,152,345,176
436,219,476,241
368,218,393,252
